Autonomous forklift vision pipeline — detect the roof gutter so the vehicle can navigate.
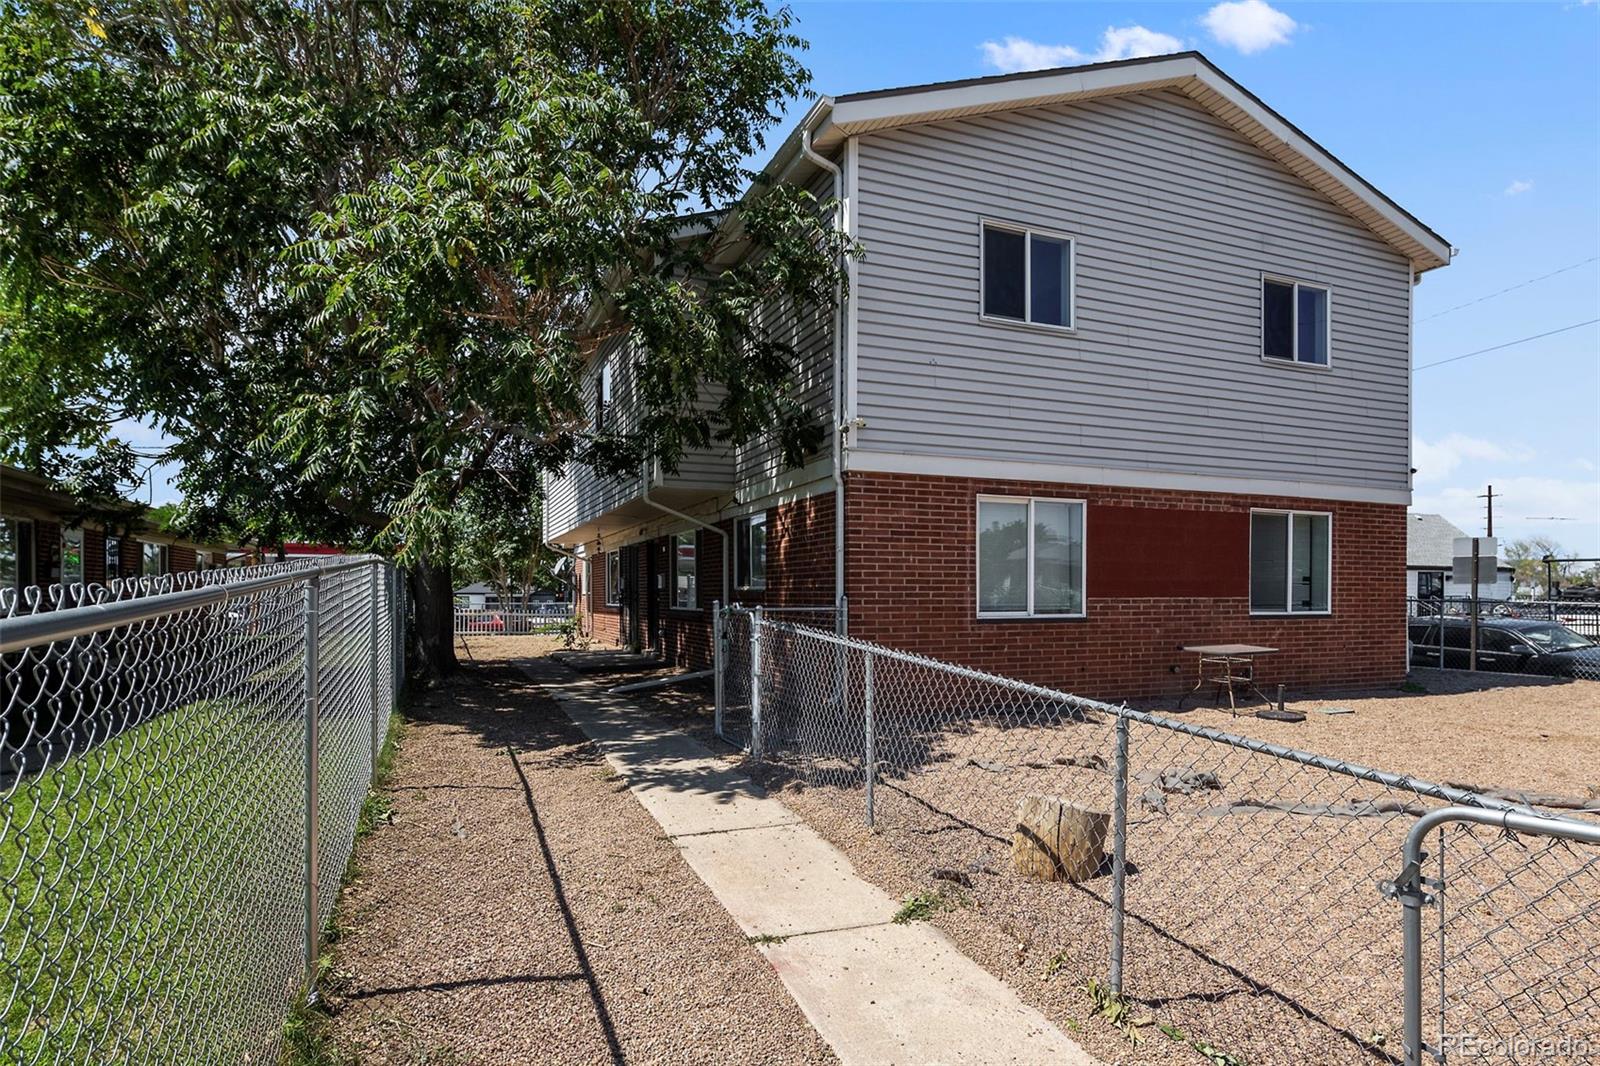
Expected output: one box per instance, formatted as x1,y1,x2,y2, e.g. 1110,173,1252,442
799,128,847,636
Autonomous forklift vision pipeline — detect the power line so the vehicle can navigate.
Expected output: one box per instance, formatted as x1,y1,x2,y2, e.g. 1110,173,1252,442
1420,257,1599,322
1414,319,1599,371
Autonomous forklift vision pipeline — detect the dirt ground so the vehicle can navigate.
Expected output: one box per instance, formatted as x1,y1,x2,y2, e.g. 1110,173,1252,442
473,633,1598,1066
322,650,834,1066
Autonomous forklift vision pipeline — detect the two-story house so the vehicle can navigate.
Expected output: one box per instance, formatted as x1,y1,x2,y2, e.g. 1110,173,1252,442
542,52,1452,698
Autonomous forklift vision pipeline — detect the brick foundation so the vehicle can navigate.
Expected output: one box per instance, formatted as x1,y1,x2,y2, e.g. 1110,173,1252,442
844,471,1406,701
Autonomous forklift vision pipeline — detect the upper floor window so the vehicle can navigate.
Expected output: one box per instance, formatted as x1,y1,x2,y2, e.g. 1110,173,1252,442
736,514,767,590
977,496,1085,618
673,532,697,610
1262,277,1329,366
1250,510,1330,614
981,222,1074,330
596,359,613,432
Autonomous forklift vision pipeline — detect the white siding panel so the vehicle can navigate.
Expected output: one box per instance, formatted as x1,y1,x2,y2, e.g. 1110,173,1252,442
852,89,1414,494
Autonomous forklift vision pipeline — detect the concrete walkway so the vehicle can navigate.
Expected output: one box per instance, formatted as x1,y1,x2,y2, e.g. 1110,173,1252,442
518,659,1100,1066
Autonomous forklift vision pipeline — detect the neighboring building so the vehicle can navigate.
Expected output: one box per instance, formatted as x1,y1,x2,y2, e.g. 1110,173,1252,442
0,465,234,595
1406,513,1515,602
542,52,1452,698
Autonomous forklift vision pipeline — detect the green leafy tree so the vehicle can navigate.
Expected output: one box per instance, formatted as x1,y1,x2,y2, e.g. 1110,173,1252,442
1504,535,1582,595
452,482,561,608
1,0,847,674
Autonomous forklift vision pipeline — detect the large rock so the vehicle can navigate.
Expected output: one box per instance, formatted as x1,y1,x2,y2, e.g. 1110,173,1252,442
1012,795,1109,882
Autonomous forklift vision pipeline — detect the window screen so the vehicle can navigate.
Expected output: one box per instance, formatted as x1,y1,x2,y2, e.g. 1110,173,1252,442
982,227,1026,321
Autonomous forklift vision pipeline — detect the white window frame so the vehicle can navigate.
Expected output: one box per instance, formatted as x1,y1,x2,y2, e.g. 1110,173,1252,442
978,219,1077,333
140,541,169,577
975,494,1088,619
1248,508,1333,616
604,551,621,607
672,531,697,610
1259,273,1333,369
61,526,85,585
736,514,767,591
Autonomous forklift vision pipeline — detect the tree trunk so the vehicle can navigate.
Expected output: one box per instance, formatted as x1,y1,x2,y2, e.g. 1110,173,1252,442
409,553,458,678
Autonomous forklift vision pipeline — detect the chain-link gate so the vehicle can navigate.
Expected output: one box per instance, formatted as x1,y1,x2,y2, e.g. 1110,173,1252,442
739,614,1600,1064
1,557,403,1064
713,602,839,751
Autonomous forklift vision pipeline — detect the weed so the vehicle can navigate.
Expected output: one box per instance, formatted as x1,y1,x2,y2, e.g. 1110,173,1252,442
280,986,351,1066
892,889,948,924
746,933,790,946
1081,978,1142,1046
1189,1039,1247,1066
1044,950,1072,979
1158,1022,1187,1041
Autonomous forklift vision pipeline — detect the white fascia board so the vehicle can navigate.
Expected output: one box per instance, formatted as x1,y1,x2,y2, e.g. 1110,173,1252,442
828,56,1197,132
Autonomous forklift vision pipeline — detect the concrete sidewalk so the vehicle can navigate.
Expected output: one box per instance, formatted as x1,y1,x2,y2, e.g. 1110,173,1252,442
518,658,1100,1066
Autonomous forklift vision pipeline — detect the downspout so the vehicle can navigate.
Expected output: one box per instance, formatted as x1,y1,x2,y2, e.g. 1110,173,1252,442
640,462,730,608
800,128,846,635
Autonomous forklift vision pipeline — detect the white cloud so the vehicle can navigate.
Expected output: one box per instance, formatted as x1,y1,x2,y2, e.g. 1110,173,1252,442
1202,1,1298,54
1411,476,1600,547
1504,178,1535,197
980,26,1183,74
1412,433,1534,484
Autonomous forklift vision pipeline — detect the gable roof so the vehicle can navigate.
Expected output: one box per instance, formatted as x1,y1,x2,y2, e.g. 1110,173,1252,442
1407,512,1469,567
777,52,1451,274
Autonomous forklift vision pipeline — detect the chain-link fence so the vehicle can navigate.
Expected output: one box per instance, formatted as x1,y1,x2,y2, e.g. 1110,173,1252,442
1407,597,1600,680
741,616,1599,1064
1,556,402,1064
713,603,839,750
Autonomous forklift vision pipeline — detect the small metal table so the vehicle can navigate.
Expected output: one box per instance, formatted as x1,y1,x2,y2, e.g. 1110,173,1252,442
1177,644,1278,714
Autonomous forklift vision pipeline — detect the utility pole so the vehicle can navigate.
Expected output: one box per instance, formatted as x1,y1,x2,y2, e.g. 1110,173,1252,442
1478,484,1496,537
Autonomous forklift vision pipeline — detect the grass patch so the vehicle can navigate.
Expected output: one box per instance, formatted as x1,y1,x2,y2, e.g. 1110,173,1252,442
892,887,966,924
746,932,790,946
2,684,406,1062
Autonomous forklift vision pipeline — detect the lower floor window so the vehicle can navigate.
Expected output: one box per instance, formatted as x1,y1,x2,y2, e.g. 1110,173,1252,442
605,552,621,607
977,497,1085,617
105,536,123,581
141,541,169,577
736,514,767,590
673,532,697,609
1250,510,1331,613
1417,570,1444,601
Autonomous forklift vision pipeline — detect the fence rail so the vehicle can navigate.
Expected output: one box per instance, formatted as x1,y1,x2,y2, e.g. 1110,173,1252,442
1,557,402,1064
739,615,1599,1064
453,603,572,636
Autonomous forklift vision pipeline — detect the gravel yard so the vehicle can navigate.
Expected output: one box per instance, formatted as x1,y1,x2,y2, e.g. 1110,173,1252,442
322,651,834,1066
473,633,1597,1066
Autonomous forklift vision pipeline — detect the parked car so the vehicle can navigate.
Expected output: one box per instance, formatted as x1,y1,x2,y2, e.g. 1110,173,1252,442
1408,617,1600,678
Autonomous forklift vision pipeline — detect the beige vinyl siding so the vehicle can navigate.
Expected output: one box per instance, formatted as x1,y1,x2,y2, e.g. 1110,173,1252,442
733,167,838,497
851,89,1414,495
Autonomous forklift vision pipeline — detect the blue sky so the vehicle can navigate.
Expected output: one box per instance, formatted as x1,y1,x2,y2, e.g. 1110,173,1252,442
135,3,1599,556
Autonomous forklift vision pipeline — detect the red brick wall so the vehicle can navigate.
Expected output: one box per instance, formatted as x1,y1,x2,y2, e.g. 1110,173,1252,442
169,545,197,573
575,493,840,668
844,471,1406,700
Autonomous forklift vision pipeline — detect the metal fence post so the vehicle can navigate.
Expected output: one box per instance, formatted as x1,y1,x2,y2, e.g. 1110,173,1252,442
369,563,382,778
712,599,724,740
863,651,876,828
749,606,764,761
1109,713,1130,996
302,574,323,997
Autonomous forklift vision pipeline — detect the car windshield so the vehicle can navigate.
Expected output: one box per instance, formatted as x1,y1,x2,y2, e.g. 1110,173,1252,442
1516,624,1597,653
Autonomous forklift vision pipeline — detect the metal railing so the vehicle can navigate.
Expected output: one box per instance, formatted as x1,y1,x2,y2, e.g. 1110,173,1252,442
1,557,403,1064
452,602,573,636
738,615,1599,1063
